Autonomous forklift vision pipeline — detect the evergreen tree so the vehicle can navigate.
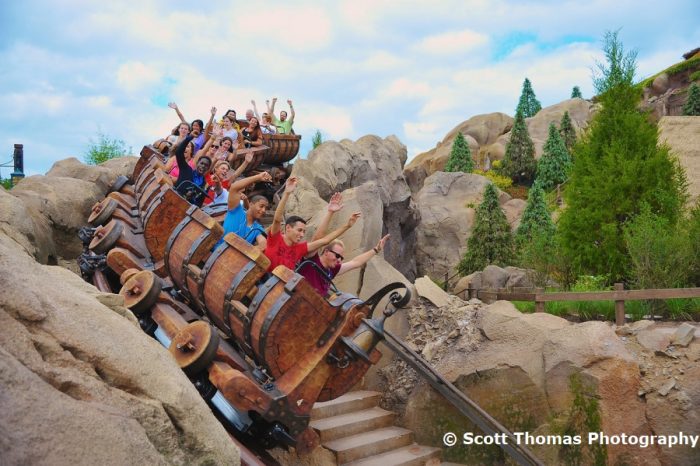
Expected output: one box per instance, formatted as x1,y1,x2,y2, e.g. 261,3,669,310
312,129,324,149
444,132,474,173
559,111,577,150
458,183,515,275
516,184,555,243
558,31,687,281
683,83,700,116
516,78,542,117
503,109,537,185
537,123,572,191
571,86,583,99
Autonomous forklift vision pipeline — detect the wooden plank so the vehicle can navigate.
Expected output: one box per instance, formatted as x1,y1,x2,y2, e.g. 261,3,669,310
540,287,700,302
614,283,625,326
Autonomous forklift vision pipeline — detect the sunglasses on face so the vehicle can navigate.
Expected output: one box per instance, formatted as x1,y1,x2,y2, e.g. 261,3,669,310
328,250,344,261
211,145,220,149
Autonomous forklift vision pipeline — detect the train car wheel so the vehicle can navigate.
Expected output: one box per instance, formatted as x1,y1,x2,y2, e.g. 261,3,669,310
120,270,161,315
169,321,219,376
88,198,118,227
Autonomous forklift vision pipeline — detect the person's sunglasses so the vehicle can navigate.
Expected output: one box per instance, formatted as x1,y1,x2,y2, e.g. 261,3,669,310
211,145,220,149
328,250,344,261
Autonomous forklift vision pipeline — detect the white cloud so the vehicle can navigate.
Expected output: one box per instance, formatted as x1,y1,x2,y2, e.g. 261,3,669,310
116,61,163,92
414,29,489,55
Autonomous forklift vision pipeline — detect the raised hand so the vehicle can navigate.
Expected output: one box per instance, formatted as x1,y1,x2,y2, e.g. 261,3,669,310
258,171,273,183
287,99,293,106
284,176,298,193
327,192,343,212
376,234,390,252
346,212,361,227
168,102,178,109
210,106,216,116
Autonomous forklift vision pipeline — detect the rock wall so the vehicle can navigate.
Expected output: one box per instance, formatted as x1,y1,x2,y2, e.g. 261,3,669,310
0,157,239,465
658,116,700,204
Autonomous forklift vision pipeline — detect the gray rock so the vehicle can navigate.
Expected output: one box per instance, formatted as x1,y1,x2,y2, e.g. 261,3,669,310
671,323,696,347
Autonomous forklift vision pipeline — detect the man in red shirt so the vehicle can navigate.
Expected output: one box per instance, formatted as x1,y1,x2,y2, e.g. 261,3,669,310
264,176,360,272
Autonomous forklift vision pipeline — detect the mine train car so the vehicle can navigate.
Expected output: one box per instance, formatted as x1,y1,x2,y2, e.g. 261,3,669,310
77,144,409,454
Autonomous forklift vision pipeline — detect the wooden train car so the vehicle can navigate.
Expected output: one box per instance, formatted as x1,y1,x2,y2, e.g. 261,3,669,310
78,145,409,454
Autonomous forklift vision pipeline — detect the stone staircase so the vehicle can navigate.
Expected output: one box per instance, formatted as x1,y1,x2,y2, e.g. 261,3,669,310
310,390,443,465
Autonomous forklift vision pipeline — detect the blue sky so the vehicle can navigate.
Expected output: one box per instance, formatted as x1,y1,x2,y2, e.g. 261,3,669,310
1,0,699,177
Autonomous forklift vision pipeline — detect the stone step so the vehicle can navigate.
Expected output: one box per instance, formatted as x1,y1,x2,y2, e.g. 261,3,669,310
311,390,382,420
325,426,414,464
343,443,442,466
310,406,395,442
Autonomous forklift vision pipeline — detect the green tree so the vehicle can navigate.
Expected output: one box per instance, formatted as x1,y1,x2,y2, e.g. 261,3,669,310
571,86,583,99
516,184,555,243
559,111,577,150
503,109,537,185
516,78,542,117
445,132,474,173
312,129,324,149
537,123,572,191
558,31,687,281
458,183,515,275
84,131,130,165
682,83,700,116
0,177,12,190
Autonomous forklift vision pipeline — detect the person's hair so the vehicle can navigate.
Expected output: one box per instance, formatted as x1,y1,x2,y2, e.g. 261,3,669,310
285,215,306,228
222,115,233,125
249,194,268,204
221,136,234,152
280,110,288,118
191,119,204,130
323,239,344,253
225,109,237,119
171,123,190,136
213,160,229,171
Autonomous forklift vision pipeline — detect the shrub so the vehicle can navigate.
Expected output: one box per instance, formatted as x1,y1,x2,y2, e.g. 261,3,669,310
682,83,700,116
84,131,130,165
0,177,12,190
473,169,512,190
445,132,474,173
558,31,688,281
458,183,515,275
690,70,700,82
537,123,572,191
503,109,537,185
516,78,542,118
311,129,324,149
623,205,694,290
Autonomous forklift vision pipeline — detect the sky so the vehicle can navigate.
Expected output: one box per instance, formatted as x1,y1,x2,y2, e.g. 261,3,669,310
1,0,699,177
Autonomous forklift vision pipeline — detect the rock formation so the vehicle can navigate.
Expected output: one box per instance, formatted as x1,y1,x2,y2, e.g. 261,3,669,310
0,157,239,465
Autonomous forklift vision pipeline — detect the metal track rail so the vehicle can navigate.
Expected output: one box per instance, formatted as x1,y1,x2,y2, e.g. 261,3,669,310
381,329,544,466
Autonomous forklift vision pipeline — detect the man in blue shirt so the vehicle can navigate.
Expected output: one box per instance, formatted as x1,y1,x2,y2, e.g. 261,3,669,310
220,170,272,250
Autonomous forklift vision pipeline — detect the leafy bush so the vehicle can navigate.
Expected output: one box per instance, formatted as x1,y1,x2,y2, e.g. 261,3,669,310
445,132,474,173
683,83,700,116
558,31,688,281
690,70,700,82
0,177,12,190
458,183,515,275
473,169,512,190
84,131,130,165
311,129,324,149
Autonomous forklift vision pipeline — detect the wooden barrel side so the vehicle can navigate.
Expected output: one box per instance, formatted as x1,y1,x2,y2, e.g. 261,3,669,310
261,134,300,165
164,207,223,291
142,189,191,263
200,233,270,342
248,266,337,377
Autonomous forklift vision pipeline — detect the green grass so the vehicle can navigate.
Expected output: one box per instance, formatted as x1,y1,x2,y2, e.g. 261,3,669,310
636,56,700,90
513,297,700,321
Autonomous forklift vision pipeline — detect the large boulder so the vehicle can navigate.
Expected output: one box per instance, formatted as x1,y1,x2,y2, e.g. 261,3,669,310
402,302,655,465
291,135,419,280
658,116,700,204
405,113,513,194
0,233,239,465
414,172,510,287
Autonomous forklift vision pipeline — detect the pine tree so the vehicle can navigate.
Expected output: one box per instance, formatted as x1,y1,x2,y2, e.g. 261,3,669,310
537,123,572,191
444,132,474,173
558,31,687,281
559,111,577,150
683,83,700,116
516,78,542,117
571,86,583,99
503,109,537,185
516,184,555,243
458,183,515,275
